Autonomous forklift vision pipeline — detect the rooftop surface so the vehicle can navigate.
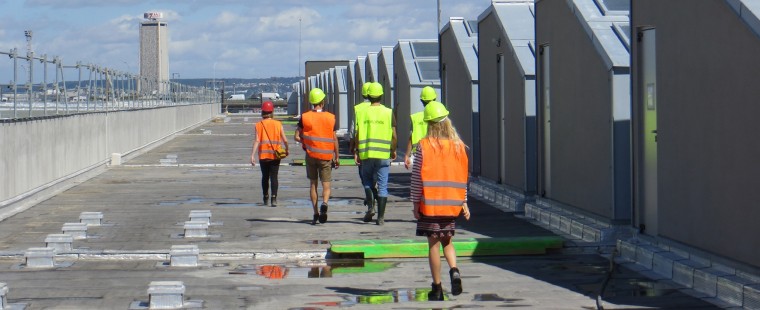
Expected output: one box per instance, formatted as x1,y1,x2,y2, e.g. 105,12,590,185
0,115,718,309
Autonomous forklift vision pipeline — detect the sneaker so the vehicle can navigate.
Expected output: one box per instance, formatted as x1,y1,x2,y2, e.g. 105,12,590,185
319,203,328,223
263,195,269,205
427,282,444,301
450,267,462,296
270,197,277,207
312,214,319,225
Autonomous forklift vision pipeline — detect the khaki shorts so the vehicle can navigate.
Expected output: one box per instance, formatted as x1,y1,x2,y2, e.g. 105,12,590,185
306,155,332,181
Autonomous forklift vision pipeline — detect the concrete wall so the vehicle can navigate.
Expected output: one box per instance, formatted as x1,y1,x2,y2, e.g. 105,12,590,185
441,25,478,175
304,61,349,114
0,103,219,209
392,46,412,161
632,0,760,268
377,47,394,109
478,10,504,185
536,0,614,218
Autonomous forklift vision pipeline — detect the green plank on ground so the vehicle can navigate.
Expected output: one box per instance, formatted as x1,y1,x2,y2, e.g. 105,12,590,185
330,237,564,258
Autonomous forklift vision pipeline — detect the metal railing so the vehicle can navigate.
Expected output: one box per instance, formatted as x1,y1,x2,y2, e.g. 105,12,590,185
0,47,219,120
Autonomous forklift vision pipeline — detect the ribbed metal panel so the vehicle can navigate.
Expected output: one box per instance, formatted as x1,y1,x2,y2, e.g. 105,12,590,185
673,260,708,288
618,240,637,262
716,275,752,307
652,251,687,279
744,284,760,310
693,268,730,297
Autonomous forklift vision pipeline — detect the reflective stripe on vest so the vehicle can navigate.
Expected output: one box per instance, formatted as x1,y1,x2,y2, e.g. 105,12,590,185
256,119,286,160
419,138,469,217
410,112,427,152
302,110,336,160
356,105,393,160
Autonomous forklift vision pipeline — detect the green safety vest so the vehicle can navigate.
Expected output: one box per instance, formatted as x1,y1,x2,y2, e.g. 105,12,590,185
410,111,427,152
357,105,393,160
353,101,370,132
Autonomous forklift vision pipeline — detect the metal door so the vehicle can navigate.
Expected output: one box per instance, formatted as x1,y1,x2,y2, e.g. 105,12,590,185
538,45,551,196
639,28,658,235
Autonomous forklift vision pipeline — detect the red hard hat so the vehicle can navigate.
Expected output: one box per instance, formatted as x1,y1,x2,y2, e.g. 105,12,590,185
262,101,274,112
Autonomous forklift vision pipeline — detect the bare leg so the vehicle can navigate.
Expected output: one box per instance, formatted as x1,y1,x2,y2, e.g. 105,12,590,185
321,181,331,204
310,180,319,214
441,236,457,269
427,236,442,285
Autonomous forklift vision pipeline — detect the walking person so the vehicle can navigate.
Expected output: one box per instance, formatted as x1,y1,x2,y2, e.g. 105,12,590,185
410,101,471,301
295,88,339,225
251,101,288,207
354,82,396,225
404,86,437,169
349,82,379,221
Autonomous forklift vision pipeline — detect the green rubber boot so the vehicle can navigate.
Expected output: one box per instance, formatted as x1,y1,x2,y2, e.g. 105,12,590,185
376,197,387,225
362,188,375,222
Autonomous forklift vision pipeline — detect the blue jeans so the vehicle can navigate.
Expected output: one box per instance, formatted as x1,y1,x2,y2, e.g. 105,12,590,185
360,158,391,197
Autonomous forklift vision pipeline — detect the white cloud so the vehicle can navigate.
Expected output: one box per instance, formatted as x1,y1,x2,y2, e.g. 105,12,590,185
0,1,491,79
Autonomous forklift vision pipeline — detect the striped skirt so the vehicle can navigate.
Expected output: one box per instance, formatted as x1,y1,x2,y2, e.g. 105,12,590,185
416,216,458,238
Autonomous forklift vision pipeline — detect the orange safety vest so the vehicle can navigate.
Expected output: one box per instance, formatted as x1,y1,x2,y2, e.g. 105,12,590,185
256,119,286,160
419,138,469,217
301,110,336,161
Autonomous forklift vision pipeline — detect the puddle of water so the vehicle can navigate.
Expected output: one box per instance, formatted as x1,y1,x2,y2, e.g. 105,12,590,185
230,260,398,279
215,203,264,208
472,294,520,302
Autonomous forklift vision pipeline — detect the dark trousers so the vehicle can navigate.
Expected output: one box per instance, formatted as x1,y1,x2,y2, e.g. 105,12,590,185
260,159,281,197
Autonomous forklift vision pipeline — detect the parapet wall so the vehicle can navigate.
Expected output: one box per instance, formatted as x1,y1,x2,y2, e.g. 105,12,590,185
0,103,220,210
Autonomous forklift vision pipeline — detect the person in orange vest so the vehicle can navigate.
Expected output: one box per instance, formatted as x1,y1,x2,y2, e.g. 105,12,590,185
410,101,471,301
251,101,288,207
295,88,339,225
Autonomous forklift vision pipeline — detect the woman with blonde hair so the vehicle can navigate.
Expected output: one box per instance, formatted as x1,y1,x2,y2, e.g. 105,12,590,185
410,101,471,301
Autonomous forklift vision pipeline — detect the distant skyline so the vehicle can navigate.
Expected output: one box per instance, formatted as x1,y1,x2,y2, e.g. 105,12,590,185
0,0,490,81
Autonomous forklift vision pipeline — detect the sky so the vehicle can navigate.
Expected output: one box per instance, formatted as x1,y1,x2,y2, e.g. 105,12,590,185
0,0,491,80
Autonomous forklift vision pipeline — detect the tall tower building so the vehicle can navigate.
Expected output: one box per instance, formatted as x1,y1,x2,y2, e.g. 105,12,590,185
139,12,169,95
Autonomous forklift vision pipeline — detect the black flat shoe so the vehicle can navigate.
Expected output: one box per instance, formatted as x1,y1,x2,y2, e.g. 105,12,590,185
450,267,462,296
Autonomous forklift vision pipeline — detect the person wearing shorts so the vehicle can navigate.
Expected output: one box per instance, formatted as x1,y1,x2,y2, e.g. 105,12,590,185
295,88,339,225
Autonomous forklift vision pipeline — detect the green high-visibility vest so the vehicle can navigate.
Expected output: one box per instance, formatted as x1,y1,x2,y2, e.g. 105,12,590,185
410,111,427,152
357,105,393,160
353,101,370,132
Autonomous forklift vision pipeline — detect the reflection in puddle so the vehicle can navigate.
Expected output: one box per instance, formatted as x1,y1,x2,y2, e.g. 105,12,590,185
159,197,241,206
230,260,397,279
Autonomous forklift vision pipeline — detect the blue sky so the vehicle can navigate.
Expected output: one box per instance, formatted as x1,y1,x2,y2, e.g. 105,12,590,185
0,0,490,80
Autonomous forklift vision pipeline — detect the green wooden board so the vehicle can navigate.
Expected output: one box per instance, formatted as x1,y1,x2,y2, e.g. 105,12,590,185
330,237,564,258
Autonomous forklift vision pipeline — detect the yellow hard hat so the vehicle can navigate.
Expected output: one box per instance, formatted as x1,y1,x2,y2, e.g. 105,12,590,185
423,101,449,122
367,82,383,98
420,86,437,101
309,88,326,104
361,83,371,97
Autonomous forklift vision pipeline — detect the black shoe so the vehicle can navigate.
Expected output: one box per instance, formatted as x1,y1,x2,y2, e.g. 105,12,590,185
263,195,269,205
270,196,277,207
450,267,462,295
319,203,328,223
362,211,375,222
427,282,444,301
312,214,319,225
